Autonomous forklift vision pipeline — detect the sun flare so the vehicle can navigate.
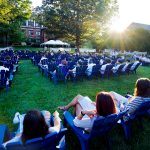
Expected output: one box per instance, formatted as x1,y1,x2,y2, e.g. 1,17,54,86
110,20,129,33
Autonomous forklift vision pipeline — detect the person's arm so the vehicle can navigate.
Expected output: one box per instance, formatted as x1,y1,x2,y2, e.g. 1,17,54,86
49,111,61,133
77,110,96,120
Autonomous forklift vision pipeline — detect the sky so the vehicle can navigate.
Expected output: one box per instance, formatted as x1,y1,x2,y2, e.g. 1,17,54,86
31,0,42,8
113,0,150,31
31,0,150,31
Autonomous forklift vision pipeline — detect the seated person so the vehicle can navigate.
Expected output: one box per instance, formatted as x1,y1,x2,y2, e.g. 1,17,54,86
3,109,61,147
100,59,111,74
110,78,150,116
111,60,121,73
58,92,117,131
0,64,9,72
85,60,96,76
122,59,130,72
66,61,81,79
51,59,68,80
130,58,140,70
39,55,48,67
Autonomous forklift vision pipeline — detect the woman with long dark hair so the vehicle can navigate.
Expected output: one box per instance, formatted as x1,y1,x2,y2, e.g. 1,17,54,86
58,92,117,130
3,109,61,146
21,110,49,143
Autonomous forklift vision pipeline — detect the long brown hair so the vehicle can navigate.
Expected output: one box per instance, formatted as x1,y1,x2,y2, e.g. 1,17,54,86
134,78,150,97
21,109,49,143
96,92,117,116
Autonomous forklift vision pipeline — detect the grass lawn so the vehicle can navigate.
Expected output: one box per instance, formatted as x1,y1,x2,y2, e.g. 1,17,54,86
14,46,42,51
0,60,149,149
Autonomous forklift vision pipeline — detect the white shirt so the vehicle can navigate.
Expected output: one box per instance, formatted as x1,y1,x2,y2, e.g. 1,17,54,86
39,57,48,65
131,61,139,70
73,115,97,131
112,64,121,73
86,63,96,76
100,59,104,65
0,66,9,71
122,63,129,72
100,63,110,74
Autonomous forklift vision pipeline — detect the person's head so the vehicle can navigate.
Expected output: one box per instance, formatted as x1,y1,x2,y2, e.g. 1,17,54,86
134,78,150,97
89,59,93,64
61,59,67,65
106,59,111,64
96,92,116,116
127,59,130,63
22,109,49,142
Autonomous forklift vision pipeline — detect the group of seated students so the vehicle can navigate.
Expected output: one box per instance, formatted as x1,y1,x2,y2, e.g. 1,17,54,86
32,51,141,82
0,49,19,87
3,78,150,147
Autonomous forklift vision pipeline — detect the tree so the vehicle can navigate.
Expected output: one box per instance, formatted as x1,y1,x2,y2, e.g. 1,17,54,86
105,28,150,53
35,0,118,51
0,0,31,46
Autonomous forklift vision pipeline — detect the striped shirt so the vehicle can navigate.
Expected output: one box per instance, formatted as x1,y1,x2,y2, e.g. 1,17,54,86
125,96,150,115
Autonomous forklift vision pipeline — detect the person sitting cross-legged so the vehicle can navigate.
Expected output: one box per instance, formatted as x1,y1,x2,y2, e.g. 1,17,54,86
58,92,117,131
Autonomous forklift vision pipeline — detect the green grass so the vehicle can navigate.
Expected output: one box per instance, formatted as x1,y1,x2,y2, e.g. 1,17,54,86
0,60,150,149
14,46,41,51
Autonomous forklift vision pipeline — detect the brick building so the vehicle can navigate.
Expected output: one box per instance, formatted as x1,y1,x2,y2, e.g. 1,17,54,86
21,20,47,45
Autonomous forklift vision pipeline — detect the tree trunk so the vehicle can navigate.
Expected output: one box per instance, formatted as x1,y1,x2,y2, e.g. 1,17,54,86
76,0,80,53
5,33,8,47
76,35,80,52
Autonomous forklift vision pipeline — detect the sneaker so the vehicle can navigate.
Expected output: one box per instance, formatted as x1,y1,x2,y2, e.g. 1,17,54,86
13,112,21,124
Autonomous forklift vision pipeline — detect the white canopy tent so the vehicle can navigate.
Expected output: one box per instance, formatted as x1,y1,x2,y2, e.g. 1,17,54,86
40,40,71,52
40,40,70,47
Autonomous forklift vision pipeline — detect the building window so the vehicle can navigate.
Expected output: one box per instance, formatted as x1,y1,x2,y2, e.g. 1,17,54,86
35,23,41,27
36,39,40,43
22,21,26,26
28,30,34,36
36,31,41,36
28,21,34,27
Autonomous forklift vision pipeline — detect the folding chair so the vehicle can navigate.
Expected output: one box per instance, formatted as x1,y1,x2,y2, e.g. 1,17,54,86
63,110,127,150
121,101,150,140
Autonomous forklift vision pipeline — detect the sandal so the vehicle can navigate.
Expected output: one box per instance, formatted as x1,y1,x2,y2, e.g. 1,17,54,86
58,106,68,111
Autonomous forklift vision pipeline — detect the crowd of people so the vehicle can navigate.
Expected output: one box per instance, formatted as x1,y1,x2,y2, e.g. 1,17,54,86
0,49,19,88
2,78,150,147
0,48,149,148
29,51,142,82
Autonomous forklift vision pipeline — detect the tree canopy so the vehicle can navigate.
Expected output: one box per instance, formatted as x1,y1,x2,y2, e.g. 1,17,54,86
0,0,31,46
106,28,150,53
35,0,118,50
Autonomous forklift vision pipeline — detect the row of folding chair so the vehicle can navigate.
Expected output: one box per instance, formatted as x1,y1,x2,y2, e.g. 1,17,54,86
36,62,141,84
63,101,150,150
0,127,67,150
0,101,149,150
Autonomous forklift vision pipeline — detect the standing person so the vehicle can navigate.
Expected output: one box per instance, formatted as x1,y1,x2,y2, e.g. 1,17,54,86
58,92,117,131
